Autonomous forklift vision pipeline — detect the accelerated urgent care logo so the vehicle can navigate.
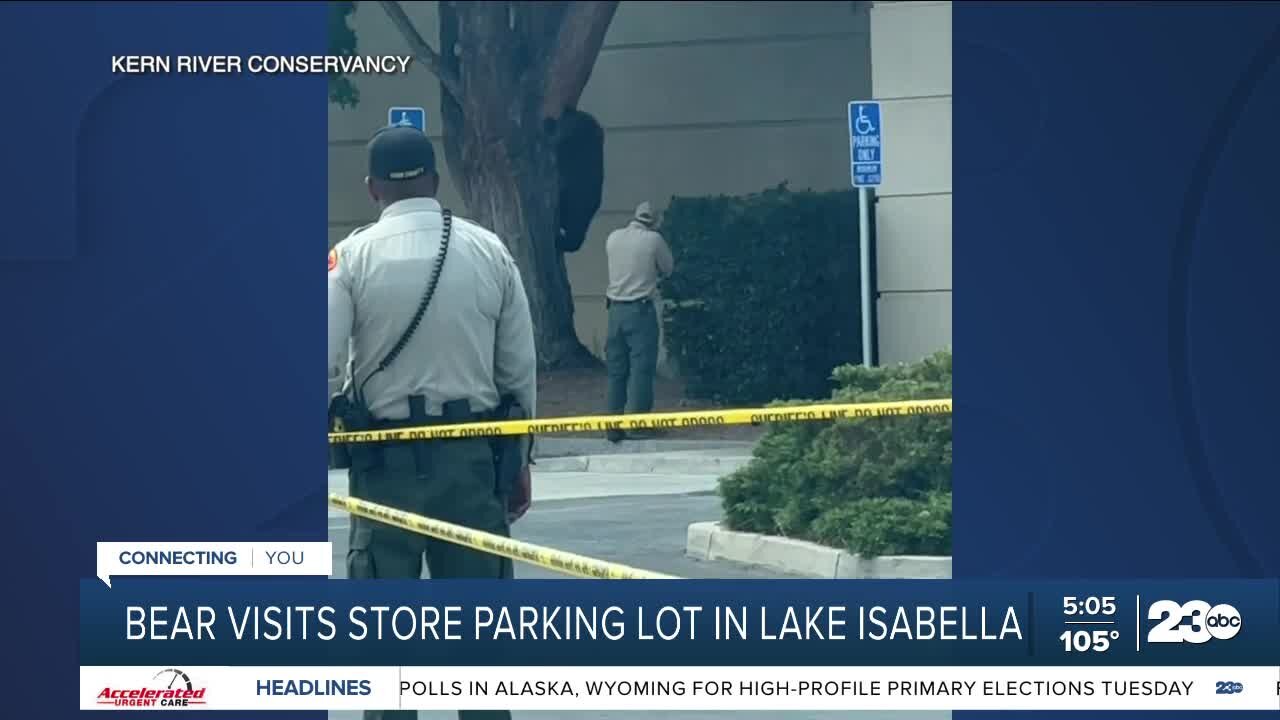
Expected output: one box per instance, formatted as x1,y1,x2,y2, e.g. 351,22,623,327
96,668,207,708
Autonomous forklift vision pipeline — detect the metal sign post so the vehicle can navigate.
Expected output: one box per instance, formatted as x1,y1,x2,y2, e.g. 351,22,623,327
848,101,882,368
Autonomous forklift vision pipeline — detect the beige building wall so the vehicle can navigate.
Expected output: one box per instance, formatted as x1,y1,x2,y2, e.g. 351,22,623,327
869,1,952,364
329,1,872,371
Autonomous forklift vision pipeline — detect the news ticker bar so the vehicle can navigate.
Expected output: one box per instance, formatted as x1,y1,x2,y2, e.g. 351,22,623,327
80,665,1280,712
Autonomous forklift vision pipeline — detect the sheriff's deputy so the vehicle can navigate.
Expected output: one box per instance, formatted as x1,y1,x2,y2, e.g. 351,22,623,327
328,125,535,720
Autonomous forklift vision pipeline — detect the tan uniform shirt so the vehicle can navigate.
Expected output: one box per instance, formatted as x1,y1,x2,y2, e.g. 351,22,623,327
327,197,536,422
605,220,674,302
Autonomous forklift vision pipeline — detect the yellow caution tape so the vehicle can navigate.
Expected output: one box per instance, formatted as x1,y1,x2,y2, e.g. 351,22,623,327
329,398,953,445
329,493,679,580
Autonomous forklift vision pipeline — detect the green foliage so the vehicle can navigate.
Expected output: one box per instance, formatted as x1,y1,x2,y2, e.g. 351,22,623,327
660,184,861,405
810,493,952,557
719,351,952,557
329,1,360,108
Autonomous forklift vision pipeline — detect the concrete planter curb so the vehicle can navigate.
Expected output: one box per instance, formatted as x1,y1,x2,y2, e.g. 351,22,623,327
686,522,951,579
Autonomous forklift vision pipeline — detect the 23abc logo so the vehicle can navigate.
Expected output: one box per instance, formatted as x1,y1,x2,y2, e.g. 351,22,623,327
1147,600,1241,644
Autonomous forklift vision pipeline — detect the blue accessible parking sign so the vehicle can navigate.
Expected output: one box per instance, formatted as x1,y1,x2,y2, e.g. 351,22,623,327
848,101,882,188
388,107,426,132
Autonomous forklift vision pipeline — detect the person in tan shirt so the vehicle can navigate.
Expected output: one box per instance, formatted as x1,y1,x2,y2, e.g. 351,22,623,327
603,201,674,442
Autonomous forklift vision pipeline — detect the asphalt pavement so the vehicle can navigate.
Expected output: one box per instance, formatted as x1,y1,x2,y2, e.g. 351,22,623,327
328,492,790,580
326,460,949,720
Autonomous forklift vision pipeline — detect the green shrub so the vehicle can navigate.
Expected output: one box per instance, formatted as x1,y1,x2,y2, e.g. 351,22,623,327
659,184,861,405
719,350,952,557
811,492,952,557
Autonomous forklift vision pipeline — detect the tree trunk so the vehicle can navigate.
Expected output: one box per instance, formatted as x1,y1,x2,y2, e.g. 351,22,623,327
451,114,589,370
435,1,606,370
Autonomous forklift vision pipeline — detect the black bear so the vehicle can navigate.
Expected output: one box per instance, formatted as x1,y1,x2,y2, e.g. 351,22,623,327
554,108,604,253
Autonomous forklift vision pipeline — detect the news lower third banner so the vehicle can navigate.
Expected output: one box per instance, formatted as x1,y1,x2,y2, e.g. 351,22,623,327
80,579,1280,711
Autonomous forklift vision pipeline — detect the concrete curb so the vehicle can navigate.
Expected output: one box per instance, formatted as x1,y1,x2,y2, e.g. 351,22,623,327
535,452,752,475
686,522,952,579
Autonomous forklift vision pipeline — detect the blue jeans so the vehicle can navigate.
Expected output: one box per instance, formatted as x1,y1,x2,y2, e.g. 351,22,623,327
605,298,659,418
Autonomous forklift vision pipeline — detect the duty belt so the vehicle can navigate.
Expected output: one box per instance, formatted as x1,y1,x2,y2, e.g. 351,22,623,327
370,411,492,432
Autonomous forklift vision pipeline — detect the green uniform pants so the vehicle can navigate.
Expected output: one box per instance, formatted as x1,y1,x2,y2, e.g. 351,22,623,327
347,437,513,720
606,298,659,418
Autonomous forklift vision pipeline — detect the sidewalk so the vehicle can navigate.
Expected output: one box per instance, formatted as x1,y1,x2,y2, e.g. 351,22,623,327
327,447,752,518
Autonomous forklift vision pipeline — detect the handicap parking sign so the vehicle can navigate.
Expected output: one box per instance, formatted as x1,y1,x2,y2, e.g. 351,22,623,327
848,101,882,188
388,106,426,132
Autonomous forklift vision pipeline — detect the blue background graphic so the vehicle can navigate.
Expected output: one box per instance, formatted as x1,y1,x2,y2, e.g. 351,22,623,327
953,2,1280,580
0,1,1271,719
955,2,1280,718
0,3,328,720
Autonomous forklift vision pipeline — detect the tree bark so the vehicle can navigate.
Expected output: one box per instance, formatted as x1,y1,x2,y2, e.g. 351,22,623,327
353,3,616,368
542,2,619,117
377,0,461,100
418,0,613,370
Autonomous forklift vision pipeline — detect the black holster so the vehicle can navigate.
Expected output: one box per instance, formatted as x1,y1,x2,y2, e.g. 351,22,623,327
490,395,532,496
328,393,378,472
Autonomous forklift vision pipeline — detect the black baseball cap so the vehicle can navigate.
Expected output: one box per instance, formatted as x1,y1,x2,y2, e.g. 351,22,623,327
367,125,436,181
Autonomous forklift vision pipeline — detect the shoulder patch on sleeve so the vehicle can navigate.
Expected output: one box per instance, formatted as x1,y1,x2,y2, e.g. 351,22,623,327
328,248,338,272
